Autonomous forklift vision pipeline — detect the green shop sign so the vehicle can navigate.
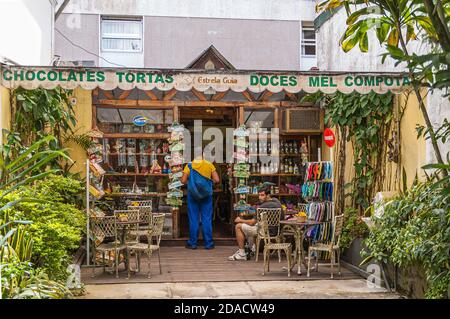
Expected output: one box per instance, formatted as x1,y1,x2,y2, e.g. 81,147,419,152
0,65,410,94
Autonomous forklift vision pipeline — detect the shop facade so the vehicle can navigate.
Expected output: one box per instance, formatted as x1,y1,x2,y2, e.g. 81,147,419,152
0,59,419,243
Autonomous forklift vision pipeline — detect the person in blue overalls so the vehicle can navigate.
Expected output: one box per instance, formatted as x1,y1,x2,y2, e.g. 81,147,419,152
181,152,220,249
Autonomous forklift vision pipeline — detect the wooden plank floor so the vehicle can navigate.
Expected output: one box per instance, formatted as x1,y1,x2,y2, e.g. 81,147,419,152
81,246,360,284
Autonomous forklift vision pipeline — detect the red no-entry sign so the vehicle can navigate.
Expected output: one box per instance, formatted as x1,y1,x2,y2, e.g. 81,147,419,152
324,128,335,147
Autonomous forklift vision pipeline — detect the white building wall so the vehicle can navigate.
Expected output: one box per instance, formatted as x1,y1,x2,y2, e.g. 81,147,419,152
62,0,316,21
56,0,317,70
316,7,450,164
0,0,56,65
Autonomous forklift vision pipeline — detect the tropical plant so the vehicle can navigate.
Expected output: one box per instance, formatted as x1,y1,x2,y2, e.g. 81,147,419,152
340,207,369,249
361,177,450,298
0,135,71,210
316,0,449,176
11,87,75,150
0,136,74,298
2,174,85,281
325,92,394,210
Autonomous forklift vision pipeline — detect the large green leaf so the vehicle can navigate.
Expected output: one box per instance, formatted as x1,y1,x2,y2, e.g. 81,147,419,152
376,23,391,44
342,32,362,52
359,31,369,52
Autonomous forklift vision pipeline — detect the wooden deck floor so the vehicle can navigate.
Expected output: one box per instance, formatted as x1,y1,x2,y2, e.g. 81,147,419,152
81,246,359,284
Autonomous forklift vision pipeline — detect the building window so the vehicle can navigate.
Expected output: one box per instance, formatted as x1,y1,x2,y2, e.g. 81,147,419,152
301,24,316,57
101,18,143,53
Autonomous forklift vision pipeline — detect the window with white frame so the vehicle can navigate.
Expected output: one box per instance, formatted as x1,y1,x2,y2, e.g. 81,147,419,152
301,24,316,57
101,18,143,52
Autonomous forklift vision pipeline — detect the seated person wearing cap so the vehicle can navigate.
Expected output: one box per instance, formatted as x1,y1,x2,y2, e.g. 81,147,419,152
228,186,283,261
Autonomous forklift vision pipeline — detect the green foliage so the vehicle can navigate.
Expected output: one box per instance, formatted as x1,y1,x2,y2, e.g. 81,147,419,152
361,179,450,299
2,174,85,281
12,87,75,148
325,91,394,210
0,111,78,299
0,135,71,209
1,261,72,299
340,207,369,249
63,130,95,151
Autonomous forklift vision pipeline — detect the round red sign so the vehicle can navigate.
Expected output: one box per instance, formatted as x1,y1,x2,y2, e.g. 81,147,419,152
324,128,336,147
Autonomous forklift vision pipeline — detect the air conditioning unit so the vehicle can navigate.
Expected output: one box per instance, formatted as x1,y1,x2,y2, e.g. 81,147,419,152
281,108,324,133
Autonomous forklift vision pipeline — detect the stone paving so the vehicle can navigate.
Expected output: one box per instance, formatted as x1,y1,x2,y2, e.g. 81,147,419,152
79,279,403,299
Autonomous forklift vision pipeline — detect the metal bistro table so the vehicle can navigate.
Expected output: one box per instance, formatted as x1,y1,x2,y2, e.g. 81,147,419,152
280,219,323,275
116,219,141,273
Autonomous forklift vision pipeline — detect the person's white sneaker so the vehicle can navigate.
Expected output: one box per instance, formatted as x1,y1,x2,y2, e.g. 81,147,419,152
228,250,247,261
251,244,256,253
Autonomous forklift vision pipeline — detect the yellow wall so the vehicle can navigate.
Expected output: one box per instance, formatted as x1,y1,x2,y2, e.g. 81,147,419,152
398,91,427,185
328,91,427,212
63,88,92,178
0,86,11,143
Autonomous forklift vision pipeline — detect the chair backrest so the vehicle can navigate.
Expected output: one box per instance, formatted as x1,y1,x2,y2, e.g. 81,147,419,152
127,205,152,224
113,209,140,222
148,213,165,246
258,213,272,246
128,200,152,208
331,215,344,246
90,216,117,244
256,207,282,237
114,209,140,243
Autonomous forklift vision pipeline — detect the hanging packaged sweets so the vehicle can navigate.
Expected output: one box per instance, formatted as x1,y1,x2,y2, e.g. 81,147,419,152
165,122,186,207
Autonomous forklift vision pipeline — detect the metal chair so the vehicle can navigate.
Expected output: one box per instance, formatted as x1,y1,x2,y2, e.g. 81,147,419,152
260,212,292,277
307,214,344,279
113,209,140,245
90,216,127,279
127,200,153,208
255,207,283,262
127,205,153,239
127,213,165,278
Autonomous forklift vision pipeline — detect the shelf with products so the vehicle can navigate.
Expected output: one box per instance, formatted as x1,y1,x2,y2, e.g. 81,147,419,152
105,193,167,197
104,173,169,177
232,137,316,216
102,133,171,139
87,134,172,218
107,153,170,156
96,107,173,134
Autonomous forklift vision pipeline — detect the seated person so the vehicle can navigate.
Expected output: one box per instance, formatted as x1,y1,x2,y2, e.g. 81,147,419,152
228,186,283,261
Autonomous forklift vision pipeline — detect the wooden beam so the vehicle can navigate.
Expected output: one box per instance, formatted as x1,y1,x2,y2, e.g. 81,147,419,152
259,91,274,102
103,90,115,100
242,90,255,102
118,90,132,100
144,90,159,101
95,99,305,108
285,92,298,102
163,88,177,101
211,91,228,101
274,108,279,129
239,106,244,124
173,105,179,122
103,133,170,139
191,88,207,101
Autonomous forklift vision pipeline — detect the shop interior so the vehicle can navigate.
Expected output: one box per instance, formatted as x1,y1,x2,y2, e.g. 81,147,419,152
91,87,324,241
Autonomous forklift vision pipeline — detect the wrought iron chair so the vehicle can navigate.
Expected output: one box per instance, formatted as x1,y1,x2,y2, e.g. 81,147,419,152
127,199,153,208
260,212,292,277
113,209,140,245
255,207,283,262
127,205,153,239
90,216,127,278
127,213,165,279
307,214,344,279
